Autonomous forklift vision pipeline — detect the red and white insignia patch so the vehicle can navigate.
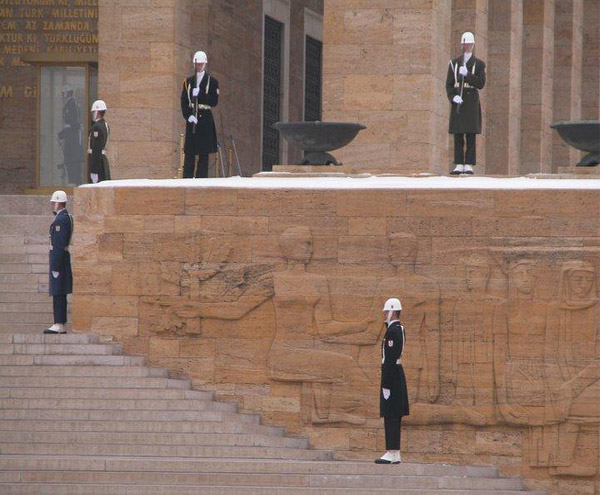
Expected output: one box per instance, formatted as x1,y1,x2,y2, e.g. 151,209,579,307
388,340,394,347
93,131,99,137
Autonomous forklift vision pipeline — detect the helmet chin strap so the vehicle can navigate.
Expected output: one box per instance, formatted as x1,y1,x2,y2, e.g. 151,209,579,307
385,311,394,324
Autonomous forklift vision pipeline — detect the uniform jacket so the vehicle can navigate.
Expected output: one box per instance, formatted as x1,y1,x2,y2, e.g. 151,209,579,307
88,119,111,181
181,72,219,155
380,321,410,418
49,209,73,296
446,55,486,134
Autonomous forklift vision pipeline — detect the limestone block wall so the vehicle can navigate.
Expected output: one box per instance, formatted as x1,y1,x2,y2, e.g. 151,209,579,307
322,0,452,175
98,0,192,180
98,0,323,179
74,179,600,495
323,0,600,175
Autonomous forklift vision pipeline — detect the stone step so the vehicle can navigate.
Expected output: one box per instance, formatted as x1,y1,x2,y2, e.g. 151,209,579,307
0,343,123,355
0,419,285,437
0,484,547,495
0,273,40,284
0,430,308,449
0,312,54,324
0,284,43,293
0,443,333,461
0,387,212,401
0,365,169,378
0,469,524,490
0,215,53,236
24,254,49,265
0,397,237,413
0,376,191,389
0,264,35,274
0,408,261,424
0,324,67,335
0,354,144,366
2,195,51,215
0,253,28,264
0,292,50,303
8,334,100,344
0,456,500,478
0,244,47,257
0,302,54,313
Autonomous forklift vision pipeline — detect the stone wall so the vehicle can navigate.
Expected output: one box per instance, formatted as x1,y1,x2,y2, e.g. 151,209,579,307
99,0,324,179
0,0,98,192
74,179,600,494
323,0,600,175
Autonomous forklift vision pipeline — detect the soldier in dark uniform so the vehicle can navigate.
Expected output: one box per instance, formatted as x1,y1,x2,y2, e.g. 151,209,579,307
57,83,83,185
88,99,111,183
180,50,219,178
446,31,486,175
376,298,410,464
45,191,73,334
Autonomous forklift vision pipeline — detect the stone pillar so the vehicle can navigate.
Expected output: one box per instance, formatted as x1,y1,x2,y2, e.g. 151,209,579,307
551,0,584,170
520,0,555,175
98,0,192,179
582,0,600,121
485,0,523,175
450,0,489,172
322,0,452,175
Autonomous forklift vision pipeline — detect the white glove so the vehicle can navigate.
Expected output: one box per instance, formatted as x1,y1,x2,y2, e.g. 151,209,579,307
87,148,92,154
90,173,99,184
192,87,200,97
188,115,198,124
453,95,463,105
459,65,468,77
382,388,391,400
52,271,59,278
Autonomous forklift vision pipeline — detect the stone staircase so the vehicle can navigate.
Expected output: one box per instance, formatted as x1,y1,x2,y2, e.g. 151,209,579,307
0,194,546,494
0,196,57,335
0,333,546,494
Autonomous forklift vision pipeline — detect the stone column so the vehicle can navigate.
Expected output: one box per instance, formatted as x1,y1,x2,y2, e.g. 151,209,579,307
582,0,600,121
98,0,192,179
551,0,584,170
322,0,452,175
485,0,523,175
520,0,555,175
450,0,489,172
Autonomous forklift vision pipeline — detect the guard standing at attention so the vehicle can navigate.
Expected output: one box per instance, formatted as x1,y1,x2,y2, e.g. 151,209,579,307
446,31,486,175
45,191,73,335
376,298,409,464
181,50,219,178
88,99,111,183
58,83,83,185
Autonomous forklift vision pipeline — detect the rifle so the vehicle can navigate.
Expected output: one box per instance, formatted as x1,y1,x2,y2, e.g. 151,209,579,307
230,134,243,176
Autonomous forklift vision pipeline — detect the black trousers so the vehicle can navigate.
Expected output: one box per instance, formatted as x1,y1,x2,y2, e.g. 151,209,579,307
384,417,402,450
53,294,67,324
183,153,209,178
454,133,476,165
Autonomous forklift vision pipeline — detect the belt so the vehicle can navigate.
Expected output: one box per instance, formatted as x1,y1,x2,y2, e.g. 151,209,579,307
197,104,211,111
50,246,70,252
454,83,475,89
87,150,107,155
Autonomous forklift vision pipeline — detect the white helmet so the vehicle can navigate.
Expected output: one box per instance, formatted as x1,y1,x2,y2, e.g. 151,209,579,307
61,83,73,94
193,51,208,64
50,190,68,203
90,99,107,112
461,31,475,44
383,298,402,312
